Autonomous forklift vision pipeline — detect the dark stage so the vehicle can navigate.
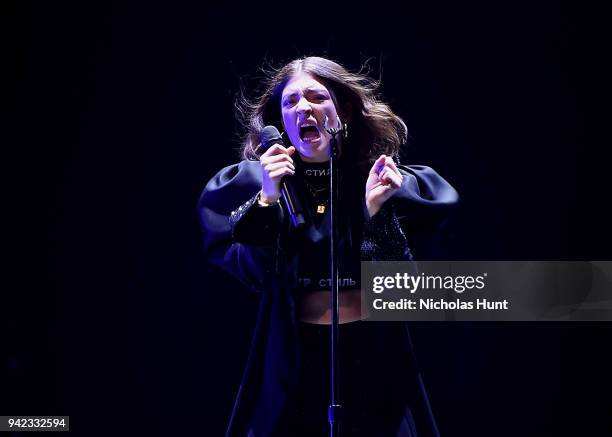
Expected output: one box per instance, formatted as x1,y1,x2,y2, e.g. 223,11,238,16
5,1,612,435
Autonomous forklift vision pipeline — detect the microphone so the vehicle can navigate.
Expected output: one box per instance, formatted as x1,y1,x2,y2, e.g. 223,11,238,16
259,126,306,229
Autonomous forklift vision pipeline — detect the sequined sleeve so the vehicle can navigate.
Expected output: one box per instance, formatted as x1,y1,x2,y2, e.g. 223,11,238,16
361,201,413,261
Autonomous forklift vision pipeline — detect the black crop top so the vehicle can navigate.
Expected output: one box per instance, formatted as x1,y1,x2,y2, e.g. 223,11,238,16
294,160,362,292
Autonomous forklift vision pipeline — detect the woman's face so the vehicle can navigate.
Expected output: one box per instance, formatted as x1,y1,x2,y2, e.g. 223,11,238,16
280,72,341,162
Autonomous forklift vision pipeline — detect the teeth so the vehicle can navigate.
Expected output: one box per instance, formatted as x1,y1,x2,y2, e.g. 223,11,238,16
299,123,320,142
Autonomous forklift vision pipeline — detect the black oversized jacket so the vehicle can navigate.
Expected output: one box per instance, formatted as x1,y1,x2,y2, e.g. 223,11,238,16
198,160,458,436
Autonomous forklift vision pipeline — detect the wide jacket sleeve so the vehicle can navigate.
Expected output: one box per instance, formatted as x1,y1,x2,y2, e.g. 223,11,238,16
197,160,285,292
395,165,459,259
361,164,459,261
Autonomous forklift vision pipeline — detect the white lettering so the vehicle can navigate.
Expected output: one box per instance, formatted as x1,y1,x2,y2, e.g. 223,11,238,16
476,299,509,310
373,276,384,293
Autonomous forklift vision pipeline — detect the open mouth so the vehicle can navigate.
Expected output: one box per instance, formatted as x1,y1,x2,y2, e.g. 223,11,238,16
299,125,321,142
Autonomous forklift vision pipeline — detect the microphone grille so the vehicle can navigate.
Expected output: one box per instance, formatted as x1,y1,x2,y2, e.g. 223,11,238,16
259,126,284,154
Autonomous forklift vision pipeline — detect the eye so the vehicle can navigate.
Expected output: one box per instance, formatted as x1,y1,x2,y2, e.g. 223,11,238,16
283,96,298,107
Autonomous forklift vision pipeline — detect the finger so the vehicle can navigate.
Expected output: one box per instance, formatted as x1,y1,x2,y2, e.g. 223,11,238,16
265,161,295,173
379,183,394,194
381,170,402,188
381,165,402,185
261,143,290,158
378,168,389,182
286,146,296,156
269,167,295,179
379,168,389,183
369,154,387,176
261,153,294,166
370,183,394,197
384,156,402,177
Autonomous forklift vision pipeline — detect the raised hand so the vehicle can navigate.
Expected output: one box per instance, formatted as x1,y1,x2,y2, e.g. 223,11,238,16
365,154,403,217
260,144,296,204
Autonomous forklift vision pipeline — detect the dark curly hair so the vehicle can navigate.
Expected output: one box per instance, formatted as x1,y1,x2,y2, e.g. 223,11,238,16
237,56,407,165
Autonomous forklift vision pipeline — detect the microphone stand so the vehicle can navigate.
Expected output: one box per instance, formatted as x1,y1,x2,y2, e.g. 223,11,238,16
325,115,343,437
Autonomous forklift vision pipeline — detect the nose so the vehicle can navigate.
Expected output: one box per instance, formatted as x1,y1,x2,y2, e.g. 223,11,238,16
296,96,312,118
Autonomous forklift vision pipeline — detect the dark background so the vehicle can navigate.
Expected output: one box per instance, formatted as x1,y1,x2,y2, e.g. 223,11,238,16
5,1,612,436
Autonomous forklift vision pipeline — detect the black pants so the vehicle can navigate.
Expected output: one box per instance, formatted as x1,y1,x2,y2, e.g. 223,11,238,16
274,321,418,437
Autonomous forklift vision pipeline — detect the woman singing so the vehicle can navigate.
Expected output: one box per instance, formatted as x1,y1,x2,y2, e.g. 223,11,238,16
199,56,458,436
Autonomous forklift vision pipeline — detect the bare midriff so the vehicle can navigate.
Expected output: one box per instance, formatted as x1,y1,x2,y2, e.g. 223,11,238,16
298,289,365,324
